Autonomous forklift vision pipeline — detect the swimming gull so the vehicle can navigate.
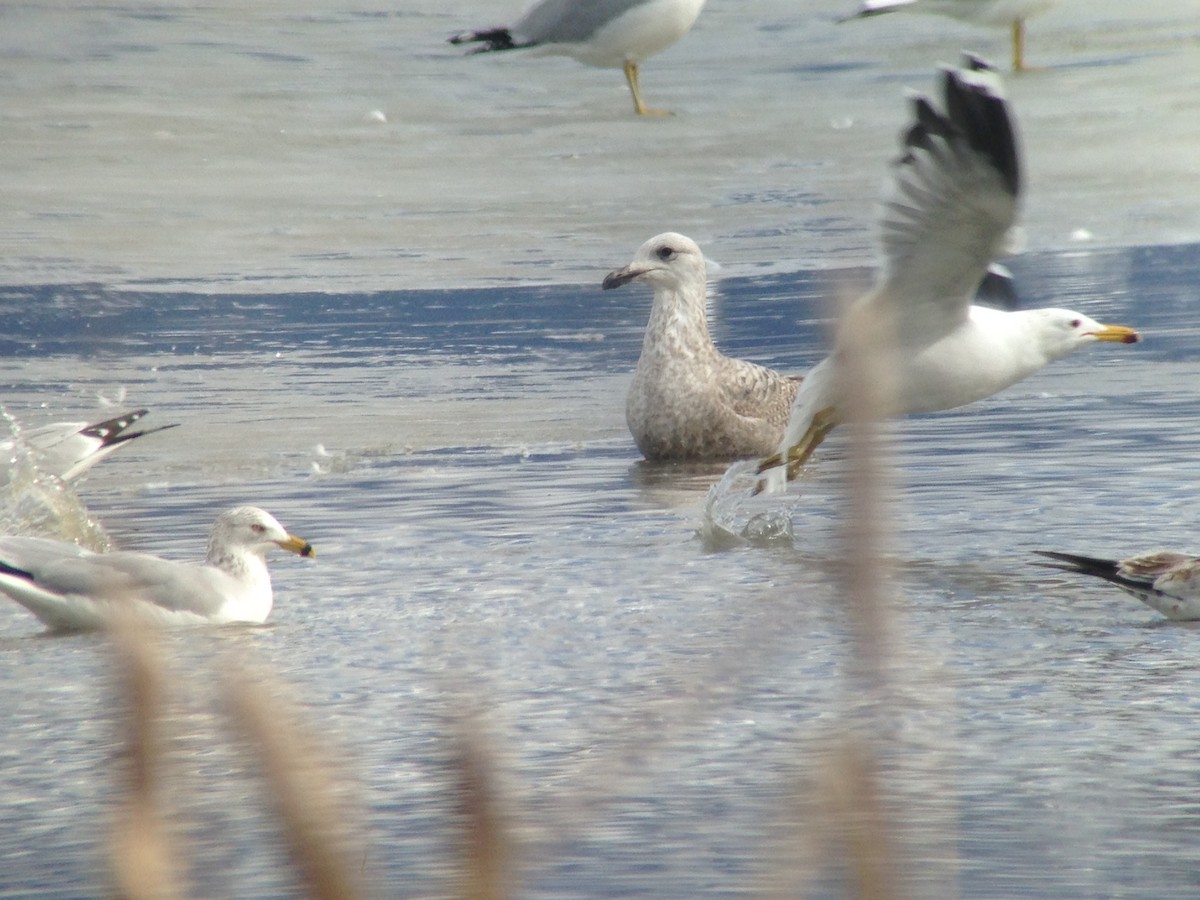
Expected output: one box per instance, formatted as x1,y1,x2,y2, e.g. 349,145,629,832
449,0,707,115
1034,550,1200,621
2,409,178,483
840,0,1056,72
0,506,314,631
757,56,1140,492
603,233,801,461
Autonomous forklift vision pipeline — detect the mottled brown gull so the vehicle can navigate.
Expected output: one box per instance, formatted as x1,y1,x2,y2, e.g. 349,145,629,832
449,0,707,115
603,233,801,461
756,57,1140,493
1035,550,1200,622
0,506,314,631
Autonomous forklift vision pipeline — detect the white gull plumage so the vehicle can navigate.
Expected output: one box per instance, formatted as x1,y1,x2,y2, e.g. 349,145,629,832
450,0,707,115
1035,550,1200,622
0,506,313,631
841,0,1057,72
2,409,178,483
757,56,1140,492
603,233,801,461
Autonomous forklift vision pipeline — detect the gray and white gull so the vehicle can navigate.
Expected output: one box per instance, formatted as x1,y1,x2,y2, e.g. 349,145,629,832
2,408,178,483
756,56,1140,492
603,233,801,461
450,0,706,115
841,0,1057,72
0,506,314,631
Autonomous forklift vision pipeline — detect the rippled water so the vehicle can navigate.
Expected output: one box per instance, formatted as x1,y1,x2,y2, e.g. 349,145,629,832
3,0,1200,896
2,241,1200,897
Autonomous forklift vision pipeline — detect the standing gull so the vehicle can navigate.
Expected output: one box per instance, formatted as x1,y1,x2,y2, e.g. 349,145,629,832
1034,550,1200,622
2,408,178,483
603,233,801,461
449,0,707,115
757,56,1140,492
0,506,314,631
840,0,1057,72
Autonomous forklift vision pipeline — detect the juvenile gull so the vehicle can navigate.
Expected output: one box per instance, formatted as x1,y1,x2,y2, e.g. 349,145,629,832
603,233,801,461
449,0,707,115
1034,550,1200,622
840,0,1057,72
757,57,1140,491
2,409,178,483
0,506,313,631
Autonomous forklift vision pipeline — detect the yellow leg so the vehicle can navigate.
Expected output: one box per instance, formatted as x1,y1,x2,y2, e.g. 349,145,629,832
1012,20,1026,73
623,60,669,116
754,407,839,491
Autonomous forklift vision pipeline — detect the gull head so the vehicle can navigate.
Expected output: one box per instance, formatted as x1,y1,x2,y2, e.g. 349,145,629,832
1032,308,1141,360
602,232,705,293
208,505,315,562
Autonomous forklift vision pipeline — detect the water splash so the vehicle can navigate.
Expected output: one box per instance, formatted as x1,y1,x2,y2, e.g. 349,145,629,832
698,459,794,550
0,407,109,550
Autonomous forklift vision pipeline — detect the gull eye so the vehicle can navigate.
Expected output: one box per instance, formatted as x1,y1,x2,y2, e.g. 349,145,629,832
250,523,266,534
1070,318,1082,329
656,246,675,261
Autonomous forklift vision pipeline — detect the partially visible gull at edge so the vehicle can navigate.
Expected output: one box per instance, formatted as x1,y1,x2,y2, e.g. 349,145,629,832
0,506,314,632
603,233,801,461
1035,550,1200,622
449,0,707,115
2,408,178,483
840,0,1057,72
756,55,1140,493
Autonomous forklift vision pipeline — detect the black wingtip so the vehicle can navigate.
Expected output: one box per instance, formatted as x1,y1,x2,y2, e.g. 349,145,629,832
941,60,1020,198
80,409,180,447
0,559,36,582
1032,551,1123,580
448,27,522,53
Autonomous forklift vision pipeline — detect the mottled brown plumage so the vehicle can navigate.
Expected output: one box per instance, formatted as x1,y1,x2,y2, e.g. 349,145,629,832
603,233,801,461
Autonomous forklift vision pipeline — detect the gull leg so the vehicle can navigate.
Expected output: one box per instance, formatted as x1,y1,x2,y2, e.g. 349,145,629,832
1012,20,1026,72
753,407,839,493
623,60,669,116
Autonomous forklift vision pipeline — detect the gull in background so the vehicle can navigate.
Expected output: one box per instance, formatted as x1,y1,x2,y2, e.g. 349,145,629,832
0,506,313,631
2,409,178,483
756,56,1140,492
450,0,707,115
840,0,1057,72
603,233,801,460
1035,550,1200,622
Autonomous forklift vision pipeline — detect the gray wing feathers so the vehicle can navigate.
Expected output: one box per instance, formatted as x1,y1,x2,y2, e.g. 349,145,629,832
517,0,650,44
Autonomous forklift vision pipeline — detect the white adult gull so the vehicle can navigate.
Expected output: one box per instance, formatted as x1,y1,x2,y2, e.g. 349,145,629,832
757,56,1140,491
2,408,178,483
449,0,707,115
1035,550,1200,622
0,506,314,631
603,233,801,460
840,0,1057,72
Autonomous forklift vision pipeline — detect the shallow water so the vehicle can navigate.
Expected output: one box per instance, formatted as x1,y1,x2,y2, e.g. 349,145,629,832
3,0,1200,896
2,241,1200,897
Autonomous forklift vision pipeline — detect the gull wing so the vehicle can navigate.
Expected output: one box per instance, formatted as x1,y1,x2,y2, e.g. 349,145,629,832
874,57,1020,345
517,0,650,44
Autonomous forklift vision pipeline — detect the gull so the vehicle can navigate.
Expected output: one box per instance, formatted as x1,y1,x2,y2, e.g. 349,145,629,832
603,233,802,461
449,0,707,115
1034,550,1200,621
840,0,1057,72
0,506,314,631
2,409,178,483
757,56,1140,492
